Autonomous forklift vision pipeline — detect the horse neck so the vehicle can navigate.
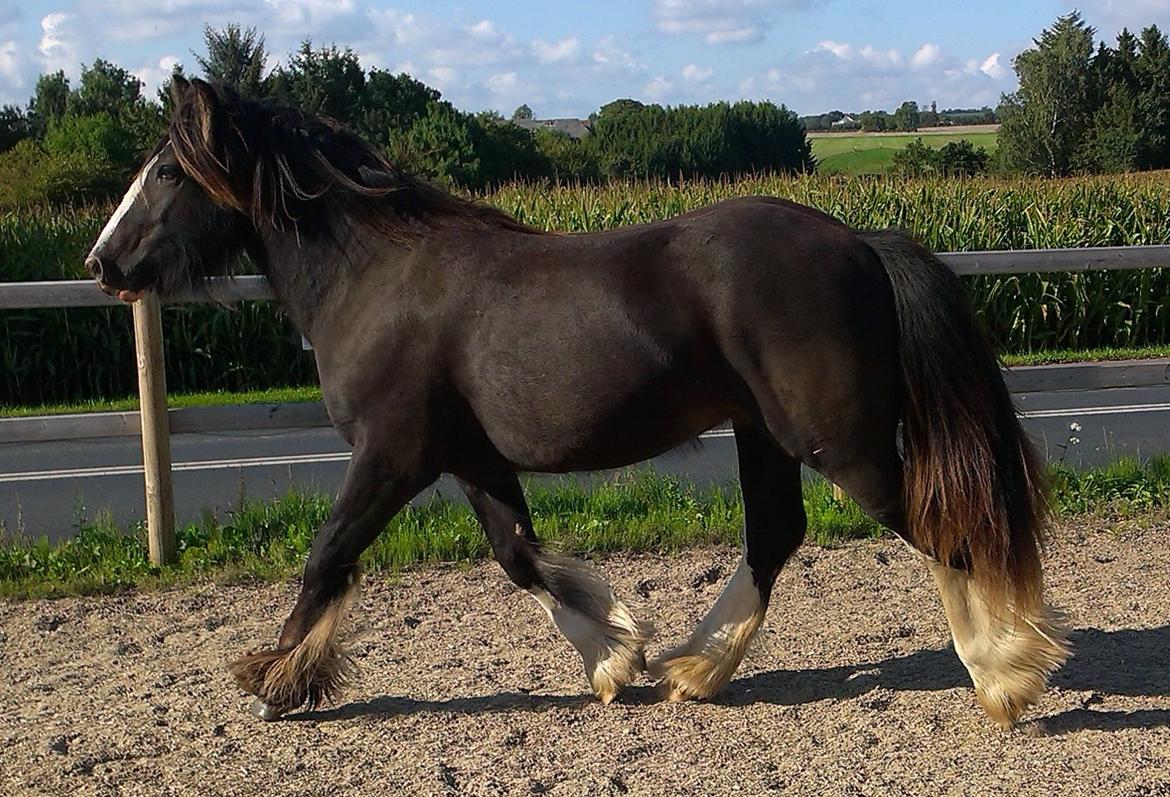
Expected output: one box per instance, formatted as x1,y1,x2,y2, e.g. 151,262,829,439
251,218,382,341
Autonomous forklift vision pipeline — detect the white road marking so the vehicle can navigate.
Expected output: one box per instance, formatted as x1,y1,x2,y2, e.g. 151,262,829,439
1,399,1168,484
0,452,352,484
1020,401,1170,419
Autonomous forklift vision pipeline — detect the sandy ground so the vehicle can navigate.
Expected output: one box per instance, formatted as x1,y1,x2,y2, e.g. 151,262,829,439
2,518,1169,797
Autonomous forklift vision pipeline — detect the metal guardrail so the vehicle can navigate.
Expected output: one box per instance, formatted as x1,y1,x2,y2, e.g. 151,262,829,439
3,243,1170,563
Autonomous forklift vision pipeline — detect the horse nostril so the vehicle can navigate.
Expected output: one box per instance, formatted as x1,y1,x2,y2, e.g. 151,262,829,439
86,255,104,282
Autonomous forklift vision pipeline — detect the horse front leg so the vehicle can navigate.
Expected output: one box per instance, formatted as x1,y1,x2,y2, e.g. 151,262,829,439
231,446,435,720
459,472,653,704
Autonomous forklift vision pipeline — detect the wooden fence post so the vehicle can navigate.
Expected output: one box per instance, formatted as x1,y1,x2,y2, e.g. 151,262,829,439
132,294,176,566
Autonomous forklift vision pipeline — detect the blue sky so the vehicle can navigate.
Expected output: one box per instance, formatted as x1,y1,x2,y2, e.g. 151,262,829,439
2,1,1168,116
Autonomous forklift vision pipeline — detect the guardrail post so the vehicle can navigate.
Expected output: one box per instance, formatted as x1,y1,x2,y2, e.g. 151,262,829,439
132,294,176,566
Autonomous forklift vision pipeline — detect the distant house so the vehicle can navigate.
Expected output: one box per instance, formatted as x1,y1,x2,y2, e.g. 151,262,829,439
515,118,593,139
831,114,860,128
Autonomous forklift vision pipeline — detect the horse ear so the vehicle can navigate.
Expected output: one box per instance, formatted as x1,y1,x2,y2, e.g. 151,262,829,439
169,74,190,106
189,79,221,146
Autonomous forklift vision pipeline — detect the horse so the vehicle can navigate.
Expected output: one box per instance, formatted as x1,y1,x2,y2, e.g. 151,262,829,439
86,77,1068,726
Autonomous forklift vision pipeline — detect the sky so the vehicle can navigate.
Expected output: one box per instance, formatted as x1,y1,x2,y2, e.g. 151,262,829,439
1,1,1169,118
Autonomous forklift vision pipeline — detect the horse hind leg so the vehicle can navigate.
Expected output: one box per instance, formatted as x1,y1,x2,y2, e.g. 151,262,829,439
825,452,1068,727
460,474,652,704
649,423,805,700
925,562,1068,727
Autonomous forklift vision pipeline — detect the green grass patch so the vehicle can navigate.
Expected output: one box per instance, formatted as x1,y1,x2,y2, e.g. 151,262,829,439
4,458,1170,600
0,473,872,599
0,385,323,418
1000,345,1170,366
811,131,999,175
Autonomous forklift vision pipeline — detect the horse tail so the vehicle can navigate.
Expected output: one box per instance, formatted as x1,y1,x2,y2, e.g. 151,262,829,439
860,229,1048,614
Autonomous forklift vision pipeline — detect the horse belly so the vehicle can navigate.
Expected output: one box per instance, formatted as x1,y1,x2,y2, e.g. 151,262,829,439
477,370,729,473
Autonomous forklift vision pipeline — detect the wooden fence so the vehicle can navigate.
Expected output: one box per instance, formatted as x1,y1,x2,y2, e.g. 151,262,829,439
2,244,1170,564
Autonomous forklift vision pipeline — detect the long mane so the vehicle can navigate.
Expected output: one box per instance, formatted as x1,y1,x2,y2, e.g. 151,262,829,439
168,79,539,243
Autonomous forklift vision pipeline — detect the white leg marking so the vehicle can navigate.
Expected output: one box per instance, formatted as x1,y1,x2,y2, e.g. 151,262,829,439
89,150,163,258
649,557,765,700
927,561,1069,727
529,558,652,703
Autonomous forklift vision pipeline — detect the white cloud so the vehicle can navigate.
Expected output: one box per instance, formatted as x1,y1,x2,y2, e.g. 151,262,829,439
653,0,812,46
643,75,674,100
133,54,180,99
38,12,79,73
1068,0,1170,36
264,0,356,28
682,63,714,82
486,71,518,94
532,37,580,64
593,35,642,74
427,65,458,91
912,43,942,68
0,39,22,88
424,19,523,67
749,39,1016,112
816,40,851,58
367,9,429,46
979,52,1007,80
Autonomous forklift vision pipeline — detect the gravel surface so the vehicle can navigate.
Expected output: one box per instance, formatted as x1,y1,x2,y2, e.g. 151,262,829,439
2,519,1169,796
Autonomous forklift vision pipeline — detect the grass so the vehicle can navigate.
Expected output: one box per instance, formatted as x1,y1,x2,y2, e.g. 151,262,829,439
3,344,1169,419
810,131,999,175
3,459,1170,600
0,385,323,418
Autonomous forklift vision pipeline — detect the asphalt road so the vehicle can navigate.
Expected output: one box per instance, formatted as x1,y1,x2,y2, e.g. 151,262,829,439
2,385,1169,542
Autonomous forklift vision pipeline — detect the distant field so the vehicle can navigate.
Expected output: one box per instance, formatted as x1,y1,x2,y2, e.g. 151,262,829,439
811,129,1000,175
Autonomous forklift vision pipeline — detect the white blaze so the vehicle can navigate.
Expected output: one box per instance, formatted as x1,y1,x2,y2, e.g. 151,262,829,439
88,150,163,259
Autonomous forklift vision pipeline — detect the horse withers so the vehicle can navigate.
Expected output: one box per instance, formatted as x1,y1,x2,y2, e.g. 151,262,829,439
86,77,1069,727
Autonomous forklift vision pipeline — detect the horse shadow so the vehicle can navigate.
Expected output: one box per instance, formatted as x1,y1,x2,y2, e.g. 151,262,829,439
295,625,1170,733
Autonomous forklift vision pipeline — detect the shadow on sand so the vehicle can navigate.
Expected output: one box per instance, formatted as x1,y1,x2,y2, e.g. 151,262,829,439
292,625,1170,733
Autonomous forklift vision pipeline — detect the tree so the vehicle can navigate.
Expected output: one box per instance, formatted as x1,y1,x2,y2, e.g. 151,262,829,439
996,12,1097,176
195,24,270,98
1134,24,1170,169
0,105,31,152
27,71,70,136
269,41,366,125
893,101,920,132
390,101,480,185
858,110,891,132
511,104,534,121
356,69,440,148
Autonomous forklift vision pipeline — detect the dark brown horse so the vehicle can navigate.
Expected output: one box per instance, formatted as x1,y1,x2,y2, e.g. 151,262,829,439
87,78,1068,726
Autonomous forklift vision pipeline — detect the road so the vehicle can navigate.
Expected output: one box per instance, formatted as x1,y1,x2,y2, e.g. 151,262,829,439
2,385,1169,542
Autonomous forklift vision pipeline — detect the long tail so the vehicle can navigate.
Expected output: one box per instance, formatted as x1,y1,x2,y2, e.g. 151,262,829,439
860,229,1049,613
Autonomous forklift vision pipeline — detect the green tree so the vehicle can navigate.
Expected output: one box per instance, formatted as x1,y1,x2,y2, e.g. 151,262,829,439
357,69,439,148
195,24,270,98
1134,24,1170,169
0,105,31,152
893,101,920,132
27,71,70,137
534,128,600,182
390,101,480,185
512,104,534,121
996,12,1097,176
858,110,891,132
269,41,366,125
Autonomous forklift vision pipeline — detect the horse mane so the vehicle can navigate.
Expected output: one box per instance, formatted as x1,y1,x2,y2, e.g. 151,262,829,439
168,78,540,243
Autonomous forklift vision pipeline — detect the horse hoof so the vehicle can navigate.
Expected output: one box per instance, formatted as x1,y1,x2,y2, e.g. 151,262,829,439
250,699,286,722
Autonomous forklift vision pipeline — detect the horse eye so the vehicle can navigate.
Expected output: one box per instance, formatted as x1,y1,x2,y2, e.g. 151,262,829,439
157,164,183,183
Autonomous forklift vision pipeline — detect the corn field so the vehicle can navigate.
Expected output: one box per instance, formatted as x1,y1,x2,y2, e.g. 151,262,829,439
2,173,1170,406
